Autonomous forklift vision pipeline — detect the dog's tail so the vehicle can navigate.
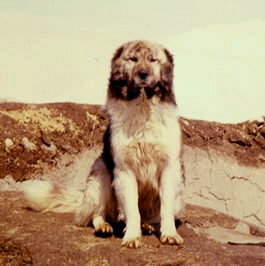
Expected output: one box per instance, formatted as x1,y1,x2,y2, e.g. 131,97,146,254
22,180,84,213
22,158,113,227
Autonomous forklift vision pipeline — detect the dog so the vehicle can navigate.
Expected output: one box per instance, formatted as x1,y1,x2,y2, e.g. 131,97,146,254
22,40,184,248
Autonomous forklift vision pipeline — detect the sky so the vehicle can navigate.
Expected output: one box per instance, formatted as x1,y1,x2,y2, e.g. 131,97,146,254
0,0,264,123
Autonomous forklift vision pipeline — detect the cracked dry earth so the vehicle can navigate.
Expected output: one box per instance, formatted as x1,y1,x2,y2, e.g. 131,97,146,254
181,117,265,230
1,192,265,266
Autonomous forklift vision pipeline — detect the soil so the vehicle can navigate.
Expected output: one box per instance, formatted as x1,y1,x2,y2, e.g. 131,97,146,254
0,103,108,181
1,191,265,266
180,117,265,167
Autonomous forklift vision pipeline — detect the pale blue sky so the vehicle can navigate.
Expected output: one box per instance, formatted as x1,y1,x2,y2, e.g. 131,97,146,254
0,1,264,122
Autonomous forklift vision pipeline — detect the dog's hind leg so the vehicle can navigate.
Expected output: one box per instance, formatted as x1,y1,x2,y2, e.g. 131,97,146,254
74,158,114,236
92,216,113,236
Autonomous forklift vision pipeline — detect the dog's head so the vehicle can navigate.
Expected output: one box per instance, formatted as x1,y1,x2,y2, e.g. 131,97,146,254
108,40,176,105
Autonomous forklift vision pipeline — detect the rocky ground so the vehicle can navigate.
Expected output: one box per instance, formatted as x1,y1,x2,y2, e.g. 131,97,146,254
0,102,265,265
0,102,108,183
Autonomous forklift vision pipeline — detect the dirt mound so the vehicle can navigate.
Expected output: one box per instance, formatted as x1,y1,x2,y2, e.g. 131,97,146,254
0,102,108,182
180,117,265,167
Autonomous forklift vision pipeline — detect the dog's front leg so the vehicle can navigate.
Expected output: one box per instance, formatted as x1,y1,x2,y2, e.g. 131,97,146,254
159,161,183,245
113,168,142,248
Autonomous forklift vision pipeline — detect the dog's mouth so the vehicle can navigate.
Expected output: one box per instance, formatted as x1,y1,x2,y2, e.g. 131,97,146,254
133,76,154,88
137,81,148,87
131,77,158,96
143,87,157,98
109,78,160,101
127,85,157,100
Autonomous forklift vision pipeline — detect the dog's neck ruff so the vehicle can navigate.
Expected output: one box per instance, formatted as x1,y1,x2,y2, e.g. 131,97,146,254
105,86,178,140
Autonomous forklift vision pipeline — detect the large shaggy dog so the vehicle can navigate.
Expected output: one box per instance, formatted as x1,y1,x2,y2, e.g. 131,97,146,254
23,40,184,248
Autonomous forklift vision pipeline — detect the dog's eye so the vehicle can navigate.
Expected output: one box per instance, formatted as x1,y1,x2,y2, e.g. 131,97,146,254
150,58,158,63
128,57,138,62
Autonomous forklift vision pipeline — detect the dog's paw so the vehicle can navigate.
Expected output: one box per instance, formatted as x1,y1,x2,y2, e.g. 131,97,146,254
141,223,155,235
160,233,184,245
94,222,113,236
122,236,142,248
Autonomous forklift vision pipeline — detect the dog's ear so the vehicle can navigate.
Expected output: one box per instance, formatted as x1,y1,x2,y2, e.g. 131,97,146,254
162,48,174,83
108,45,128,99
164,48,174,65
159,48,176,106
111,46,124,64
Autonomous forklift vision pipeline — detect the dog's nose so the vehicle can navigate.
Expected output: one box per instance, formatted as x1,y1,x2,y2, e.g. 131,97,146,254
138,71,148,80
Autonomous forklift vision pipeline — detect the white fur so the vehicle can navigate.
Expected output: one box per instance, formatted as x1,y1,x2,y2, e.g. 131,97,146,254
107,90,183,247
22,180,83,213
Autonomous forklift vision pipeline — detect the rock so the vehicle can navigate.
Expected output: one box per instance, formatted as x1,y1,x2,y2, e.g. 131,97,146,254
260,126,265,138
4,138,14,149
190,225,265,245
41,143,57,153
0,175,21,191
22,137,37,150
227,133,251,146
234,221,251,234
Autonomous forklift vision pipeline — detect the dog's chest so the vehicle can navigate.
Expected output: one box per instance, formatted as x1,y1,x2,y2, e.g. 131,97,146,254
110,102,179,187
108,99,180,220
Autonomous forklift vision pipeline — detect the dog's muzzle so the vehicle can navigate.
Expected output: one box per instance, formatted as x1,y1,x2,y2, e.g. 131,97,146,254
127,86,157,100
132,70,157,98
